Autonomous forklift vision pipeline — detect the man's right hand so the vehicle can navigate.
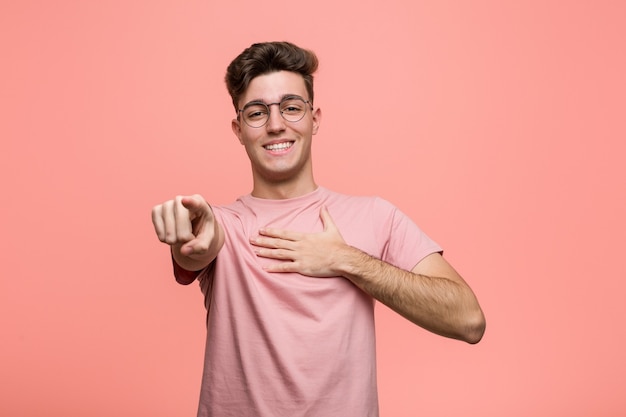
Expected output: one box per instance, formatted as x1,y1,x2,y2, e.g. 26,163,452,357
151,195,224,271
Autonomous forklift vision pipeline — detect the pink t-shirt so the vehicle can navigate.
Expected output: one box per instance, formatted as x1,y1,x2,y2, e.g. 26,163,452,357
179,187,441,417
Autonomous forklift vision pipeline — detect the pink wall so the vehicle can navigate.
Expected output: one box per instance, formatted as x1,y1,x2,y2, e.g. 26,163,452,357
2,1,625,416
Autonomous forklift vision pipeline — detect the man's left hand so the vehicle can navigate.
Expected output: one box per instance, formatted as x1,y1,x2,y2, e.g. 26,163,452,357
250,206,347,277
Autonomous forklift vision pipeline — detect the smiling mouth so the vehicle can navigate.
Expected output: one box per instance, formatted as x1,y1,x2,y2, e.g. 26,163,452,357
264,141,294,151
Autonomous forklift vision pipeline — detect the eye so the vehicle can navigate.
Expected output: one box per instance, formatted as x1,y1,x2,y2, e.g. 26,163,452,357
280,100,305,115
244,105,268,120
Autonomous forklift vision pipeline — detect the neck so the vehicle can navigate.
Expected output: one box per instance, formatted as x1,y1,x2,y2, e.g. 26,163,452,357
251,174,317,200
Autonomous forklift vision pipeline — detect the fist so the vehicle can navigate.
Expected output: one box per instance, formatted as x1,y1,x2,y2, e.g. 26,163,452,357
151,194,215,257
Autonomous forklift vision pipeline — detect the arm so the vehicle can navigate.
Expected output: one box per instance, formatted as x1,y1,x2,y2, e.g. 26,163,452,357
338,249,485,344
151,195,225,284
251,206,485,344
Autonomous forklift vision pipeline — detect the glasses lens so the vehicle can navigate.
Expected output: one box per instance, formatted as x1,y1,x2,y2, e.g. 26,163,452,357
242,103,269,128
280,98,307,122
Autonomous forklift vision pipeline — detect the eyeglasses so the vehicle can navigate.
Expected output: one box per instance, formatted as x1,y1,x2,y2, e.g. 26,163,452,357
238,95,312,128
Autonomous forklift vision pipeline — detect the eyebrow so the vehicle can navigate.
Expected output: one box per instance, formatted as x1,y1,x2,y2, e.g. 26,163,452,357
241,94,306,108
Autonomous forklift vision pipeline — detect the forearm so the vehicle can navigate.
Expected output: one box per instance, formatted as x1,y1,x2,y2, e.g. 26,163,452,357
171,251,206,285
334,247,485,344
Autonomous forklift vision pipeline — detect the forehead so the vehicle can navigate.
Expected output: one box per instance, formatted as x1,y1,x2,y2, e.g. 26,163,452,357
240,71,308,105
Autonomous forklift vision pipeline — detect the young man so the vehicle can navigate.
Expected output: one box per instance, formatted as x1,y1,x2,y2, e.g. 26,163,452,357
152,41,485,417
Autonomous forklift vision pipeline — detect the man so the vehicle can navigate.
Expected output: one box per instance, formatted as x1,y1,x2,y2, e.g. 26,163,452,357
152,41,485,417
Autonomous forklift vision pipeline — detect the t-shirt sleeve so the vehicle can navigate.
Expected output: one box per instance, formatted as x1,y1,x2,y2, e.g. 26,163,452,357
172,254,204,285
377,198,442,271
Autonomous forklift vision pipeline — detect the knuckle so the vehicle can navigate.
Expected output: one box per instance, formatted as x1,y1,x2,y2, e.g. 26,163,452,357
164,234,177,245
161,200,174,213
279,262,294,272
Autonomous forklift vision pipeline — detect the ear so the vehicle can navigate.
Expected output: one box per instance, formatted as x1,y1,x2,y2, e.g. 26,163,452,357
231,118,244,145
311,106,322,135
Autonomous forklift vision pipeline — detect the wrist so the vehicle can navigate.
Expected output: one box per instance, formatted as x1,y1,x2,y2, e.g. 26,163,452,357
332,245,373,283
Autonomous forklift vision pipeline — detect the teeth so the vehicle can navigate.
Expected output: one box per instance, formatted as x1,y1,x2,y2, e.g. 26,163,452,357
264,142,293,151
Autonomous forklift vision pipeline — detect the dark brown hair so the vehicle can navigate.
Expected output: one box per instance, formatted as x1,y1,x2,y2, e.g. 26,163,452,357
225,41,319,112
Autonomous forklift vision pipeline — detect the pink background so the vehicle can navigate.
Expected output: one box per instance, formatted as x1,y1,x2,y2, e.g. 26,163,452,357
2,1,625,416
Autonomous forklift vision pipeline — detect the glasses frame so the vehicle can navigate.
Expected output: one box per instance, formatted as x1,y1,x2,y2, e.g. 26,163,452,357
237,95,313,128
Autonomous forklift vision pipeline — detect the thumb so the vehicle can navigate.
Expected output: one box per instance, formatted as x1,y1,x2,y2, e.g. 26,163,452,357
180,237,210,257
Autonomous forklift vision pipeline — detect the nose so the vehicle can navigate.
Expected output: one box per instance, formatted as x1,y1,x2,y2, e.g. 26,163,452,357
265,103,286,132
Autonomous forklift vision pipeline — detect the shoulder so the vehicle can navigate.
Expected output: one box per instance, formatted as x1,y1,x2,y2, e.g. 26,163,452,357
322,187,394,211
208,198,252,228
321,189,400,230
210,195,252,214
